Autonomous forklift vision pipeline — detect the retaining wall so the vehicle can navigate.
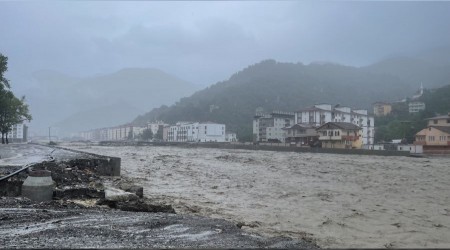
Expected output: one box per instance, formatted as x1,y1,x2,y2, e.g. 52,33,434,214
98,141,411,157
52,145,121,176
0,145,121,197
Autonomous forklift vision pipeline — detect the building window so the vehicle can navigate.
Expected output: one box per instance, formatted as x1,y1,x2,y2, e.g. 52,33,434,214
428,136,435,142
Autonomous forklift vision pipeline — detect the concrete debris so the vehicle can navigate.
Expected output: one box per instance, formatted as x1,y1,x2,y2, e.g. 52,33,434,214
0,144,319,249
105,187,139,202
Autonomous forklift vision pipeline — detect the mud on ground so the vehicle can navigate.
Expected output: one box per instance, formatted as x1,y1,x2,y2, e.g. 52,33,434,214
0,197,316,249
0,144,318,248
62,143,450,248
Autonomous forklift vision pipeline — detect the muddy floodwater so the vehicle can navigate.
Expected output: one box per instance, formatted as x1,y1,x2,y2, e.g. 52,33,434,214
63,144,450,248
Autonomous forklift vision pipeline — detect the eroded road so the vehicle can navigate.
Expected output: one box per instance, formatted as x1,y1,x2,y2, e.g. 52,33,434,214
0,197,316,248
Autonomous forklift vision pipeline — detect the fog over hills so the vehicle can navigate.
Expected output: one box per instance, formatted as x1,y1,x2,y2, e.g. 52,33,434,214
133,52,450,140
24,68,198,137
20,46,450,139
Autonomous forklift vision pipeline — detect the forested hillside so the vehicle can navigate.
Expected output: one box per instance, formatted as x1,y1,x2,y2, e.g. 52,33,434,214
375,84,450,143
133,59,450,141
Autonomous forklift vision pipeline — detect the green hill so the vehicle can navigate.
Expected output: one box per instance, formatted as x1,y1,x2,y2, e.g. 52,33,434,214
374,84,450,143
134,58,448,141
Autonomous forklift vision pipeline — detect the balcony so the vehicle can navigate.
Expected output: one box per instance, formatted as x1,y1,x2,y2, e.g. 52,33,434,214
319,135,342,141
341,135,357,141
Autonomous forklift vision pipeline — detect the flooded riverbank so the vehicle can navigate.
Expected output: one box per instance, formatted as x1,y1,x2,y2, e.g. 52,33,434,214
63,143,450,248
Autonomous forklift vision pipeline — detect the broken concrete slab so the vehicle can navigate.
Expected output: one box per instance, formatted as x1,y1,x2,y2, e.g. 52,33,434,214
105,187,138,202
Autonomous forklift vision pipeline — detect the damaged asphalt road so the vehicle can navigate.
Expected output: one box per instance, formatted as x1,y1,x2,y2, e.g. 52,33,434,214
0,197,317,249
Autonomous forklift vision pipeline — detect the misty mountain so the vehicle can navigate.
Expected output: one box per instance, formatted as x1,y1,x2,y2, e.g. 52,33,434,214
362,56,450,88
133,58,439,140
416,45,450,66
53,102,142,135
25,68,198,137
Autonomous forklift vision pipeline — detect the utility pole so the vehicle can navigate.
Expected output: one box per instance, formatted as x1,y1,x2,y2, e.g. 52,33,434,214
48,127,51,143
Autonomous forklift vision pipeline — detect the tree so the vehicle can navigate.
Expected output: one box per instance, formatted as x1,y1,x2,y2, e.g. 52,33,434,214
0,53,10,89
128,130,133,140
154,125,164,141
0,91,32,143
140,128,153,141
0,53,32,144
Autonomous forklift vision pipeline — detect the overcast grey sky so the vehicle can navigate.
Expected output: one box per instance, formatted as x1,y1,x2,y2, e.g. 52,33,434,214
1,1,450,92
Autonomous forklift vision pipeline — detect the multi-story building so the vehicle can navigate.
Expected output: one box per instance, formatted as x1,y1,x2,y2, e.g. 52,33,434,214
409,101,426,113
316,122,363,149
147,121,166,135
7,123,28,143
162,125,170,141
295,103,333,126
295,104,374,146
79,123,150,141
373,102,392,116
225,132,237,142
282,124,318,145
415,112,450,147
253,111,295,142
167,122,226,142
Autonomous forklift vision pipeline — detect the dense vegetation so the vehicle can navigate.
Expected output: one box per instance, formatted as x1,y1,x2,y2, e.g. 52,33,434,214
134,58,449,141
375,85,450,143
0,53,32,144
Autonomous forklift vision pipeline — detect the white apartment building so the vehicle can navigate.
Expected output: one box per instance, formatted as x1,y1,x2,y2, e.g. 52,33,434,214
167,122,226,142
225,132,237,142
409,101,426,113
147,121,166,135
79,124,149,141
7,123,28,143
253,111,295,143
295,104,375,145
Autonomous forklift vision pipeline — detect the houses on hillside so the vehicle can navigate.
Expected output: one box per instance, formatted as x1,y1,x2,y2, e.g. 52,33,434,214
253,104,375,149
373,102,392,116
374,83,426,116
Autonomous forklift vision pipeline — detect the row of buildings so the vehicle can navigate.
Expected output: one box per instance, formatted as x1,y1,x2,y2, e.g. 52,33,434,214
253,103,375,149
79,121,237,143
